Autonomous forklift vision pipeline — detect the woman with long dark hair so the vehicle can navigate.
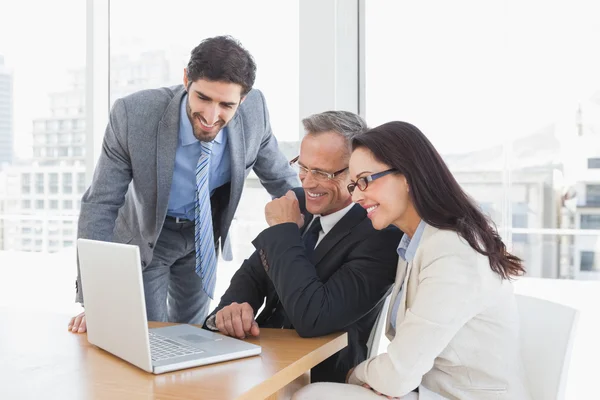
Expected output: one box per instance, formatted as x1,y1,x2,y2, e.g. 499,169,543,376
294,122,531,399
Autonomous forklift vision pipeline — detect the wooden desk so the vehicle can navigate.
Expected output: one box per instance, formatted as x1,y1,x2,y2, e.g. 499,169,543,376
0,310,347,400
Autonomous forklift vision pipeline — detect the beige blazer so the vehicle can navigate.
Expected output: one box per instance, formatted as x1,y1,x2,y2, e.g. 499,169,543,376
351,224,531,400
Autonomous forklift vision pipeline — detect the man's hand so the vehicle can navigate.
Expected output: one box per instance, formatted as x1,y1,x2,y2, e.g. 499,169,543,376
68,311,87,333
265,190,305,228
215,302,260,339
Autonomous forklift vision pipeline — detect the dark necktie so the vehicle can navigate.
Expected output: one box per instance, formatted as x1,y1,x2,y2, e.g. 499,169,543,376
302,217,322,263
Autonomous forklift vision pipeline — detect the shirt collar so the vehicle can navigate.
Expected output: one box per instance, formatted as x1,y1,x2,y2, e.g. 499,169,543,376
179,94,225,146
313,202,355,236
397,219,426,262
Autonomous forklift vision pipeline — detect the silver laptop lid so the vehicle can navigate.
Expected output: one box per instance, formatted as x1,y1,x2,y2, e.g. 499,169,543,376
77,238,153,372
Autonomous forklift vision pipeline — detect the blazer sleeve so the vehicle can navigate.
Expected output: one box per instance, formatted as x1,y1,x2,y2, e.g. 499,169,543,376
352,245,494,397
250,90,300,198
75,98,133,303
252,223,400,338
203,250,269,328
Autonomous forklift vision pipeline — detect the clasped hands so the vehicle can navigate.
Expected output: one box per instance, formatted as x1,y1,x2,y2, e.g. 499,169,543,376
346,368,401,399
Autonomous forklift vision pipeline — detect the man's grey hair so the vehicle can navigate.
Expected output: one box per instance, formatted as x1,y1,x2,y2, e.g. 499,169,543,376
301,111,368,146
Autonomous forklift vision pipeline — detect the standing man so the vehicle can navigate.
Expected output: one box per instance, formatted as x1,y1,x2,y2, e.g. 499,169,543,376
68,36,299,333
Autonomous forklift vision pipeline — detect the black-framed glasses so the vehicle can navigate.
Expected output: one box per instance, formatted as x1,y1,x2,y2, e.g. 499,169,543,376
289,155,348,181
347,168,398,195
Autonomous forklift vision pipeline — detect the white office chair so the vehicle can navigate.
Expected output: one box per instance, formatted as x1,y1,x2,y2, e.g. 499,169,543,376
517,294,580,400
366,294,392,358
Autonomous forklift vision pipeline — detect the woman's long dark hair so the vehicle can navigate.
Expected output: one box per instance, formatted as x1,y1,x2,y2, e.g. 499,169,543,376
353,121,525,279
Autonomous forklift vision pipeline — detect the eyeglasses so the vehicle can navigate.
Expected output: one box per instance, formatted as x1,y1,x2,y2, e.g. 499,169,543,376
289,156,348,181
347,169,398,195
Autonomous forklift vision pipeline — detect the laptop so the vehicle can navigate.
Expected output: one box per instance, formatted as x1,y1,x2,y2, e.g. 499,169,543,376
77,238,261,374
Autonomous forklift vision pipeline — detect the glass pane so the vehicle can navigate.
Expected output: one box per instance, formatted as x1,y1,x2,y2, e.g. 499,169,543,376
365,0,600,281
0,0,86,313
506,0,600,279
365,0,509,236
109,0,300,305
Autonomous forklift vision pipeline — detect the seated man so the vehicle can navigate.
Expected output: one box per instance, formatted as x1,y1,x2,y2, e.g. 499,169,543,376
204,111,402,383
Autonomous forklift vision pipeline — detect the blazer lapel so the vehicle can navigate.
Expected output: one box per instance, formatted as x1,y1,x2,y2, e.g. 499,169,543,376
312,204,365,265
386,223,434,338
223,114,246,225
155,87,185,233
397,260,413,322
386,258,408,338
300,214,314,236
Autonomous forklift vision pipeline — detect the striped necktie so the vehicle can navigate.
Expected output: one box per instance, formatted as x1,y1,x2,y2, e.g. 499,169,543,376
195,141,217,299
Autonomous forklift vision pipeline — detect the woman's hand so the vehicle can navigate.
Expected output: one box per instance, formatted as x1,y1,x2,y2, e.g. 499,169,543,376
345,367,355,383
361,383,401,399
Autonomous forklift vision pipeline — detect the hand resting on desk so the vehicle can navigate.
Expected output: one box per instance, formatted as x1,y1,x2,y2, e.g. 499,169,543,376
68,311,87,333
215,302,260,339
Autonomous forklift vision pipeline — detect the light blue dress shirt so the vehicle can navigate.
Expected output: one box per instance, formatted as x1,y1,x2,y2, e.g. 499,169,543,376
391,220,426,329
167,94,231,221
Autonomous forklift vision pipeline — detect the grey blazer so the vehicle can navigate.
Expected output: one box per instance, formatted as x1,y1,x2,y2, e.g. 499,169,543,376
75,85,299,303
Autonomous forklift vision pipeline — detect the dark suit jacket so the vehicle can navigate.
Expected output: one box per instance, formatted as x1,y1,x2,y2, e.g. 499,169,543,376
205,188,402,383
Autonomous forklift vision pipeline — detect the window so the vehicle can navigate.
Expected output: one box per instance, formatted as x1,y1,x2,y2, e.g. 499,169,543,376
512,204,529,244
586,185,600,207
63,200,73,210
588,158,600,169
49,173,58,194
0,1,87,312
581,215,600,230
62,173,72,193
77,172,86,193
110,0,299,305
364,0,600,280
581,251,599,272
35,173,44,193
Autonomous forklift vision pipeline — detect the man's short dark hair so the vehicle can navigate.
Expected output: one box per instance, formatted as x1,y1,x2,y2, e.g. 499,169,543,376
187,35,256,96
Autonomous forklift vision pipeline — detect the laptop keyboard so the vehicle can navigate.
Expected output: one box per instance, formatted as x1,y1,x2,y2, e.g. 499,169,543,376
149,331,205,362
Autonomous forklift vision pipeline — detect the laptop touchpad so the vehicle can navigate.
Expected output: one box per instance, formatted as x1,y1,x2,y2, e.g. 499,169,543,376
178,334,214,343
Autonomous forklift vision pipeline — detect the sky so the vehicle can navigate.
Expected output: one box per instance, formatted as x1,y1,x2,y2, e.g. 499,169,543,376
1,0,600,159
365,0,600,154
0,0,299,159
0,0,86,158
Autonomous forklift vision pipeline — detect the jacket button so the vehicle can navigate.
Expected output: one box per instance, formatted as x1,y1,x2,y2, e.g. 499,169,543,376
148,242,154,249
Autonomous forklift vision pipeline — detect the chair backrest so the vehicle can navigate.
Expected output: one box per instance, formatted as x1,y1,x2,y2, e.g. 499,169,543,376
367,293,392,358
516,294,579,400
